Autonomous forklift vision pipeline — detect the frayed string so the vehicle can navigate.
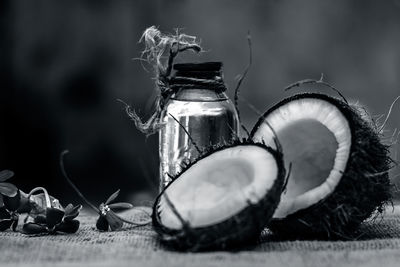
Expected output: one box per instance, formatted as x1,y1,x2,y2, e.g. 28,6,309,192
117,99,164,137
139,26,202,88
124,26,203,136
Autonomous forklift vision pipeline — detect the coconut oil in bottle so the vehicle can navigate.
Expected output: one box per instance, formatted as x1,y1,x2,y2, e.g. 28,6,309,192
159,62,239,191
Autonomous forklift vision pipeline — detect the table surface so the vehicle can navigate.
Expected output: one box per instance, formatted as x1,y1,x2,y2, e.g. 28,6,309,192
1,206,400,267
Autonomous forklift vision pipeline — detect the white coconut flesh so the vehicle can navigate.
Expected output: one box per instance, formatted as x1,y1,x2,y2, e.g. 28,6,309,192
157,145,279,230
252,98,352,219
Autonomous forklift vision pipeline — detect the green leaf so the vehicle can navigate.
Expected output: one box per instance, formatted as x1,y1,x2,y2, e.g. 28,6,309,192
11,218,18,232
64,204,82,221
3,190,21,211
96,215,109,231
17,190,32,213
0,170,14,182
0,219,13,231
22,223,47,235
55,219,80,233
64,203,73,211
33,214,47,224
105,210,123,231
46,208,65,228
0,208,10,219
105,189,120,205
0,183,18,197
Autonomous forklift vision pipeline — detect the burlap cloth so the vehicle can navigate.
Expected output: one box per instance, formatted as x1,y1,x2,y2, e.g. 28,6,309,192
1,206,400,267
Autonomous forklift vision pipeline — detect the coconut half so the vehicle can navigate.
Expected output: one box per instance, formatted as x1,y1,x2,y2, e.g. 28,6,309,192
251,93,392,238
153,143,286,250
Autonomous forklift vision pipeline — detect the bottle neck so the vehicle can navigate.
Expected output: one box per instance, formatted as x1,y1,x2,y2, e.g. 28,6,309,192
169,62,228,102
170,88,228,102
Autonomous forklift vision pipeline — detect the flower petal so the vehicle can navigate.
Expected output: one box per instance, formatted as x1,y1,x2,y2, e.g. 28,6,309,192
55,220,80,233
0,170,14,182
22,223,48,235
11,219,18,232
64,205,82,221
106,210,123,231
17,190,32,213
34,214,47,224
0,183,18,197
3,190,21,212
105,189,120,205
108,202,134,210
96,215,109,231
0,219,13,231
64,204,74,212
0,207,9,219
46,208,65,228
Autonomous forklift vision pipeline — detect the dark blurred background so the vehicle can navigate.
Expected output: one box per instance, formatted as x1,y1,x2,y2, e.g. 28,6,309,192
1,0,399,204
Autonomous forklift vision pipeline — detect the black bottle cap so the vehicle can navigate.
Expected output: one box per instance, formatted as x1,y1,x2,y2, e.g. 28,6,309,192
173,62,223,80
173,62,222,72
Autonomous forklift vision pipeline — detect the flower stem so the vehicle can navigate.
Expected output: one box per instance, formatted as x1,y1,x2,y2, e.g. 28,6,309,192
27,187,51,208
60,150,99,213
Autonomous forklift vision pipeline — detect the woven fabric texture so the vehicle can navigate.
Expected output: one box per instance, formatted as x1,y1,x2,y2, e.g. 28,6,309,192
1,206,400,267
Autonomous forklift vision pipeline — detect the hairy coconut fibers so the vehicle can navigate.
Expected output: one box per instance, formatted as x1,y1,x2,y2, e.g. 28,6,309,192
251,93,391,238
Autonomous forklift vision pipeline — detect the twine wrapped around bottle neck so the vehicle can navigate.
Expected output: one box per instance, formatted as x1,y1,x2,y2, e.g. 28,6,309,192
166,62,227,96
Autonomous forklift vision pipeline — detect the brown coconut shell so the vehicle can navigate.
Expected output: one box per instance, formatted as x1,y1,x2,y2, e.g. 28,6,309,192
152,142,286,251
251,93,393,239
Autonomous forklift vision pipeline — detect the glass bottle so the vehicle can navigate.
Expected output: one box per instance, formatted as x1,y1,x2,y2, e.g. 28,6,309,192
159,62,240,191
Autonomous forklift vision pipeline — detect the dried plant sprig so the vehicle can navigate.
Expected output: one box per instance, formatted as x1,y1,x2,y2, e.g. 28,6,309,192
0,170,20,231
234,31,252,138
0,170,18,200
60,150,151,231
0,170,81,235
0,207,18,231
22,186,82,235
